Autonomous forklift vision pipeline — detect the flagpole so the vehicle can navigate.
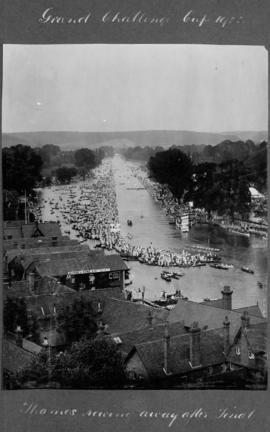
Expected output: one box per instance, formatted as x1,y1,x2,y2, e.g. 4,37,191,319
25,189,27,224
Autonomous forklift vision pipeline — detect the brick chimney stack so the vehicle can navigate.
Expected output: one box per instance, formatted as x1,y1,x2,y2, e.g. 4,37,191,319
223,315,230,357
241,311,250,329
163,324,171,375
221,286,233,310
189,321,201,368
147,310,153,329
15,325,23,347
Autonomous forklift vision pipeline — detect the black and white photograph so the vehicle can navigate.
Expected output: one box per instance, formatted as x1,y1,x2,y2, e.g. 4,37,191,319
2,43,268,390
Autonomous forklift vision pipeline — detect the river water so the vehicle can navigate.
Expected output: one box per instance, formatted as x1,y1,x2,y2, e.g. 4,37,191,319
39,155,267,314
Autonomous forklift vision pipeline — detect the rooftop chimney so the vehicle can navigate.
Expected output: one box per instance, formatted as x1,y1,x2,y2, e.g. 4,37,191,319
189,321,201,368
221,286,233,310
241,311,250,329
223,316,230,357
147,310,153,329
163,324,171,375
15,325,23,347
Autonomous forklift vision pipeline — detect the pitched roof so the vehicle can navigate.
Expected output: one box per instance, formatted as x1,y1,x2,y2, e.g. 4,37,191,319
229,322,267,367
200,299,224,309
6,244,90,263
200,298,265,320
32,253,128,277
3,237,78,251
21,222,62,238
168,299,265,338
128,328,225,379
97,297,169,334
233,305,265,319
112,320,187,355
3,339,37,374
25,287,124,320
4,278,76,299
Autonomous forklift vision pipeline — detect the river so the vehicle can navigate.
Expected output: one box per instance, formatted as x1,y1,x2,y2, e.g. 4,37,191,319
38,155,267,314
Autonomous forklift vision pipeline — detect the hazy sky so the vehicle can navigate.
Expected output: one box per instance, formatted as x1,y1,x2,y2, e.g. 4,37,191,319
2,44,268,133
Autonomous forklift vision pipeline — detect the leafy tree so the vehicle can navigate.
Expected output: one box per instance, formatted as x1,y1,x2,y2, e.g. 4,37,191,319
185,162,218,218
56,297,97,344
187,160,251,220
39,144,61,166
3,297,38,340
55,166,78,183
148,147,193,199
16,336,126,389
74,148,97,170
3,145,43,193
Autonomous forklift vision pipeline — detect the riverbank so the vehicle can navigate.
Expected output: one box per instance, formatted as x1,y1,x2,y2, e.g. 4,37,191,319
33,156,267,312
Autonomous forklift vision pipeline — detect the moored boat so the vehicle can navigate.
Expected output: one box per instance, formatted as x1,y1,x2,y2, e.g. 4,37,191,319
241,266,254,274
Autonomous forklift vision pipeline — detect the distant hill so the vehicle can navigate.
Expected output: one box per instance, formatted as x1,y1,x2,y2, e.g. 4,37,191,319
2,130,267,151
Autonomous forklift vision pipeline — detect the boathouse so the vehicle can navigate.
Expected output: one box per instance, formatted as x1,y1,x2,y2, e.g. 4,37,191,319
24,252,129,291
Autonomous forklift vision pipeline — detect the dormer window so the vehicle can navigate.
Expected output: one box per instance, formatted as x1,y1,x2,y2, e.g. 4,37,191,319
236,346,241,356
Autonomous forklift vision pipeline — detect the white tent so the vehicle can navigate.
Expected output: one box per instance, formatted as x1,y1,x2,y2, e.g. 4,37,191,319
249,187,264,199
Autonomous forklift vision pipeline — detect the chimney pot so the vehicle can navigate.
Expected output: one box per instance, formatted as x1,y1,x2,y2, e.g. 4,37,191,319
241,311,250,328
189,322,201,368
221,285,233,310
223,316,230,357
163,324,171,375
15,325,23,347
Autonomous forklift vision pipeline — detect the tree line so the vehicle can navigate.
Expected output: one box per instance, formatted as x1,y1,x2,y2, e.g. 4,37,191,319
2,144,108,220
148,147,254,220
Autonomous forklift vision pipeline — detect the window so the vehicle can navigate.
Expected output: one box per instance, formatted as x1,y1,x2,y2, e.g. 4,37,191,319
248,351,255,360
41,306,45,316
236,346,241,356
109,271,120,280
113,336,122,345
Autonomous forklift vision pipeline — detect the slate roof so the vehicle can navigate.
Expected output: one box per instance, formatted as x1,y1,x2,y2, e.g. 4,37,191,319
127,328,225,379
111,320,187,355
168,299,265,339
3,237,78,251
97,297,169,334
4,278,76,299
32,253,128,277
25,287,124,320
3,339,39,374
200,298,265,319
228,322,267,368
200,299,224,308
233,305,265,319
21,222,62,238
6,244,90,264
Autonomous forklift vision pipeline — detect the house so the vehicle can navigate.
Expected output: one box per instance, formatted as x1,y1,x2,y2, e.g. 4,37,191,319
3,221,62,240
124,322,230,385
228,315,267,379
168,294,266,342
122,286,267,387
200,285,265,319
3,327,42,388
5,244,91,281
24,252,129,291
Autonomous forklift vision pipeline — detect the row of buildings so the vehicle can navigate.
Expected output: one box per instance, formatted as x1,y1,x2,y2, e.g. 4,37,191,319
3,220,267,388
